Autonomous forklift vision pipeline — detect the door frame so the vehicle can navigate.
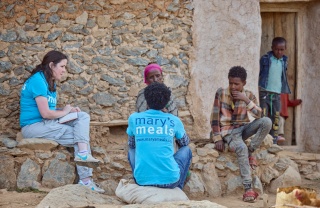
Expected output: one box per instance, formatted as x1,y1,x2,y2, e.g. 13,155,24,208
260,2,309,150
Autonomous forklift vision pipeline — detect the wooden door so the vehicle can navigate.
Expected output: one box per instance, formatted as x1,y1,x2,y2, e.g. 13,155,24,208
260,12,297,145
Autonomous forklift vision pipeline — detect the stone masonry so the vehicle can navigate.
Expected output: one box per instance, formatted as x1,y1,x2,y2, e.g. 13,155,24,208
0,0,193,138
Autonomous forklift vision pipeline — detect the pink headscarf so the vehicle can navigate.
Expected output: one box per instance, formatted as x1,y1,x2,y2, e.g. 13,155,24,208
144,64,163,84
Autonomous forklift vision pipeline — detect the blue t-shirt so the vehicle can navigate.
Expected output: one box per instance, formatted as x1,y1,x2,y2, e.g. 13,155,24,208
20,72,57,127
266,55,283,93
126,109,186,185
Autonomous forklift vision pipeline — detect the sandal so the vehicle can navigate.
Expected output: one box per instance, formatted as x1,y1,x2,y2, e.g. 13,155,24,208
243,189,259,203
248,156,258,170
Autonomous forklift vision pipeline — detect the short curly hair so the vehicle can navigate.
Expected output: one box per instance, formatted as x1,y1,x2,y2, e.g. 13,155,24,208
144,82,171,110
272,37,286,46
228,66,247,82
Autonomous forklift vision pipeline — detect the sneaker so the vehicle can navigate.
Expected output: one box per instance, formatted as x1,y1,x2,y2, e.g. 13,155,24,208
75,154,100,168
273,136,285,145
79,179,105,194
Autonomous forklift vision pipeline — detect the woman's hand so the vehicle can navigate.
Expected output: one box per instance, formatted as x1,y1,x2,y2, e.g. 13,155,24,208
70,106,81,112
63,105,73,113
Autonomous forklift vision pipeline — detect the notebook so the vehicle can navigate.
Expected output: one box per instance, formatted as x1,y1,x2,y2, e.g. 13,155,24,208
58,112,78,124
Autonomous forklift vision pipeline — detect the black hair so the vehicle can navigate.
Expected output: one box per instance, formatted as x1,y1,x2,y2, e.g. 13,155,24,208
228,66,247,82
272,37,286,46
30,50,68,92
144,82,171,110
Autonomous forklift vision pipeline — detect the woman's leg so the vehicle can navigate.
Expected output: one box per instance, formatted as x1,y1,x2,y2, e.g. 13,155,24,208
21,115,93,180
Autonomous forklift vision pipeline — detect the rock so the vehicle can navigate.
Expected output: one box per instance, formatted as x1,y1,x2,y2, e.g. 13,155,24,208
269,166,301,193
0,61,12,72
276,157,299,172
37,23,52,32
47,31,62,41
0,155,16,190
48,14,60,24
17,158,40,189
101,75,125,86
260,134,274,149
100,179,118,195
166,75,188,89
184,171,205,197
127,58,149,66
76,11,88,25
17,138,59,151
97,15,111,28
123,200,227,208
260,166,280,184
0,189,8,194
196,148,208,156
16,16,26,25
305,172,320,180
225,161,239,172
119,47,148,56
36,184,122,208
202,163,222,197
92,92,117,107
0,30,17,42
225,174,243,194
42,159,76,188
267,144,284,154
0,137,18,148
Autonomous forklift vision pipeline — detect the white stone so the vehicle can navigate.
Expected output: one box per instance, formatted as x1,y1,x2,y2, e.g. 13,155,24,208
75,12,88,25
269,166,301,193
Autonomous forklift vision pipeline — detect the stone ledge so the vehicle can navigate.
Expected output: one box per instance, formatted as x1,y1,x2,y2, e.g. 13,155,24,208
17,138,59,151
277,151,320,161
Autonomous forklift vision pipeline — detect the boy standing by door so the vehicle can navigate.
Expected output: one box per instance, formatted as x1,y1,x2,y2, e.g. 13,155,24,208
259,37,291,144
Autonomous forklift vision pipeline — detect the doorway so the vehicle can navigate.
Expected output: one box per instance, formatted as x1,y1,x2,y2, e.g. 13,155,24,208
260,12,298,145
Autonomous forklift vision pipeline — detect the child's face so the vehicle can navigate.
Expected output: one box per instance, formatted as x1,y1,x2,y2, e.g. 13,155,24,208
271,43,286,59
228,77,246,92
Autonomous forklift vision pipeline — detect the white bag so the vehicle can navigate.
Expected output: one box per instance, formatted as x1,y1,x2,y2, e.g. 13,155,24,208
115,179,189,204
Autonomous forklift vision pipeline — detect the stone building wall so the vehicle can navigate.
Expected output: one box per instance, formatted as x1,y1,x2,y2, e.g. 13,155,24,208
0,0,194,138
187,0,262,139
301,1,320,152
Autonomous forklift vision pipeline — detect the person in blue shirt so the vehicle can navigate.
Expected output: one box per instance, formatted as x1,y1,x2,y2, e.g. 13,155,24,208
259,37,291,144
19,50,104,193
127,82,192,189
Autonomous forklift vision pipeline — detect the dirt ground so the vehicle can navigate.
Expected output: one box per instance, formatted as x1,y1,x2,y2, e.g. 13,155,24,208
0,179,319,208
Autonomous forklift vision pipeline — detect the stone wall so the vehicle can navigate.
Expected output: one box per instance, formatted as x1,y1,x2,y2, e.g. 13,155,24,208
300,1,320,152
0,0,193,138
187,0,262,139
2,135,320,197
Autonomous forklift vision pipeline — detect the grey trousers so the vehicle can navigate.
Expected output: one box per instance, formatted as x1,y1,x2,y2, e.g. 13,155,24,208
223,117,272,187
21,112,93,180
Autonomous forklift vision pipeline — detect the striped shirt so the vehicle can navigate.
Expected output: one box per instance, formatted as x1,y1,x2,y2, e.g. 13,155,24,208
136,88,178,116
210,87,262,142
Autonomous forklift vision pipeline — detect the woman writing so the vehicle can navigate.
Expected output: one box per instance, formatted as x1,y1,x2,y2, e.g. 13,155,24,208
20,50,104,193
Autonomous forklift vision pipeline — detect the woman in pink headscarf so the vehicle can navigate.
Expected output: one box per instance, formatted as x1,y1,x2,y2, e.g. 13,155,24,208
135,63,178,116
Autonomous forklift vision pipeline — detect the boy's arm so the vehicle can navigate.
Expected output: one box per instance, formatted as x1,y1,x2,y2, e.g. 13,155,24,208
127,116,135,149
247,92,262,118
176,133,190,147
175,119,190,147
210,89,222,143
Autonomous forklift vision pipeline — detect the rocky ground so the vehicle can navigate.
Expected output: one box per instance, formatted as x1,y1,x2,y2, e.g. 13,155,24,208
0,179,319,208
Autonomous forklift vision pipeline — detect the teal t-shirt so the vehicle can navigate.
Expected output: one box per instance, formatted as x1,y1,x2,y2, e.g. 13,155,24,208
20,72,57,127
266,56,283,93
126,109,186,185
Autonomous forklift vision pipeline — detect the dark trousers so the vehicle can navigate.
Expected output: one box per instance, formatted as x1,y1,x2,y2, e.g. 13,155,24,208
259,91,281,139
